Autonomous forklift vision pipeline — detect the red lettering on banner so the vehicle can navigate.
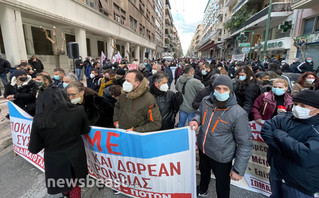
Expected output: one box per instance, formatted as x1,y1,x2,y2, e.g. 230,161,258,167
106,132,122,155
118,160,127,172
17,135,22,145
132,176,142,188
158,164,169,176
148,164,157,176
11,122,31,134
250,178,271,193
137,163,146,174
101,156,112,168
128,188,191,198
251,131,264,142
249,122,257,130
170,162,181,176
142,177,151,189
85,131,102,151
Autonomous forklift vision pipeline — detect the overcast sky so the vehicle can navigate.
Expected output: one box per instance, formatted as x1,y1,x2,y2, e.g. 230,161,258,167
170,0,208,55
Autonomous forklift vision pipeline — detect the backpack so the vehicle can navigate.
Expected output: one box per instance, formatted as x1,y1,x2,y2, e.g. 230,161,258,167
175,81,188,104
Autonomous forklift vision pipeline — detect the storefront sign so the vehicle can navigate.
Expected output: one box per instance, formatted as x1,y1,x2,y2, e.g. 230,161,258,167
254,37,292,51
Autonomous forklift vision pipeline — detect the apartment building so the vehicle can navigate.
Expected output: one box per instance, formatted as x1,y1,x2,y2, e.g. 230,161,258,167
0,0,162,73
187,24,203,57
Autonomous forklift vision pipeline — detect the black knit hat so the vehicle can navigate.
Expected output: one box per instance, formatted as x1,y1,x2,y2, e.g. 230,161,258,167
14,69,27,78
116,68,125,76
213,75,233,91
293,90,319,109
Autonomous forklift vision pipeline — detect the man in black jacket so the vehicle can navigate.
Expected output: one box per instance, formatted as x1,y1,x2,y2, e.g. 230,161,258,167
28,55,44,73
0,54,11,95
289,58,301,73
200,62,218,87
150,71,179,130
297,57,315,73
261,90,319,198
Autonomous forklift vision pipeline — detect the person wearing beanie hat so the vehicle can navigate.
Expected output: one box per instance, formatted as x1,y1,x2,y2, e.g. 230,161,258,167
261,89,319,197
190,74,253,198
4,69,37,116
113,68,126,86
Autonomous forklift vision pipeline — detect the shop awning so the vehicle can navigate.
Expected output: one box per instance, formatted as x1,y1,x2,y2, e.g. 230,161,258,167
198,41,215,52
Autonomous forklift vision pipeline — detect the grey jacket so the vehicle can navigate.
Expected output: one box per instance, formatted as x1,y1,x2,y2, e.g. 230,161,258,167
176,74,204,113
193,92,253,176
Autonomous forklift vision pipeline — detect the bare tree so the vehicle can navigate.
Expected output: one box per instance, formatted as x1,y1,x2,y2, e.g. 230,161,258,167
40,26,66,68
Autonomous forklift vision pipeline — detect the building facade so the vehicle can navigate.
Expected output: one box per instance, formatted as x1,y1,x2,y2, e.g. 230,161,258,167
0,0,165,74
187,24,203,57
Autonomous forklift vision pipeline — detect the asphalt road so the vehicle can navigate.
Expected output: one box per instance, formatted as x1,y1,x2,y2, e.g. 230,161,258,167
0,99,266,198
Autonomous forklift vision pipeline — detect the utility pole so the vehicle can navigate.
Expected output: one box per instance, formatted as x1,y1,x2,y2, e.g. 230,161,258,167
263,0,272,61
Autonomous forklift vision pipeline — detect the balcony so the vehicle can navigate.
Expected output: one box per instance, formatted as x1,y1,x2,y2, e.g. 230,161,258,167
232,0,248,15
292,0,317,9
225,0,237,7
230,2,293,35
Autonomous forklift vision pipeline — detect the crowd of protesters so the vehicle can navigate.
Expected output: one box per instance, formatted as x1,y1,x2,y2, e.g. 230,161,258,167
0,53,319,198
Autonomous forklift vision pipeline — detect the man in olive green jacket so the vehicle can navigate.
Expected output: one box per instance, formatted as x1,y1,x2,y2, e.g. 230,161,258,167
113,70,162,132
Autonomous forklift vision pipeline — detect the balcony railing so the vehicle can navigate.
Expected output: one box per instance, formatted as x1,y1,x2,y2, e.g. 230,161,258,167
231,2,292,34
233,0,248,14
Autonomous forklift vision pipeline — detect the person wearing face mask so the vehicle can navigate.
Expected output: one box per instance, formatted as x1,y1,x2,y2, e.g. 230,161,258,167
98,69,115,96
148,63,162,86
113,70,162,132
297,57,315,73
261,90,319,198
138,63,150,78
74,56,83,81
200,62,218,87
62,73,78,89
189,75,253,198
281,60,291,72
52,68,65,89
66,81,114,128
174,62,184,84
289,57,301,73
113,68,126,86
251,79,293,125
87,69,103,92
4,69,37,116
176,65,204,127
150,72,179,130
291,72,319,96
234,66,261,117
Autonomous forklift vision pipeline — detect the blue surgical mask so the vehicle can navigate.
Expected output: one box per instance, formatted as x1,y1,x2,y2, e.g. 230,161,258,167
272,88,285,96
63,83,69,88
213,90,230,102
307,60,312,63
201,70,207,75
53,75,60,80
144,63,147,65
239,76,246,81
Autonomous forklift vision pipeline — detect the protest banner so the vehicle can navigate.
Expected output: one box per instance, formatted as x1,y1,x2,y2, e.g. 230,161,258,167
127,64,139,70
8,101,197,198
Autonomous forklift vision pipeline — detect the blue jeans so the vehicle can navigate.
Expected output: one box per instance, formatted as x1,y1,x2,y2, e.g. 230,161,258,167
75,68,82,81
178,110,195,127
270,177,313,198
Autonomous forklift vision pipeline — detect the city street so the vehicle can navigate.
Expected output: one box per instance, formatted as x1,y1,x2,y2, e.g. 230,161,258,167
0,100,265,198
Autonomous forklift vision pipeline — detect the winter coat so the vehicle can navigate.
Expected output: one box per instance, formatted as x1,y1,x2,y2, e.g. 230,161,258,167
201,70,215,87
150,85,179,130
113,76,125,87
251,91,293,120
88,74,103,93
235,80,261,115
82,92,114,128
193,93,253,176
0,58,11,74
291,82,316,96
4,75,37,116
297,61,314,73
176,74,204,113
113,78,162,132
141,68,150,78
28,105,90,194
53,79,63,89
261,113,319,196
192,85,213,110
102,86,117,107
289,61,301,73
98,77,114,96
28,58,44,72
164,66,173,88
174,67,183,84
75,60,83,69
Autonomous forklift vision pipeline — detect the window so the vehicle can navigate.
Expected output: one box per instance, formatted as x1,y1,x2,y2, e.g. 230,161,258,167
121,10,126,25
130,16,137,31
139,0,145,14
97,41,104,54
146,9,150,19
147,29,151,40
0,26,5,54
113,3,120,11
114,13,121,23
86,38,91,56
139,24,145,36
65,34,76,56
130,0,136,5
303,16,319,35
31,26,54,55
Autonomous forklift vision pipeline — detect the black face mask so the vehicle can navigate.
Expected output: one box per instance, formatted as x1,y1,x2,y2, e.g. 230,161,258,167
262,80,271,85
104,77,109,83
19,77,27,82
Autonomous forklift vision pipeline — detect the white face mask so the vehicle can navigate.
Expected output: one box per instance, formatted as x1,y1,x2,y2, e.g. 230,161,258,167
123,81,134,92
152,70,157,75
160,83,169,92
90,73,95,79
292,105,315,119
306,79,315,84
71,97,81,104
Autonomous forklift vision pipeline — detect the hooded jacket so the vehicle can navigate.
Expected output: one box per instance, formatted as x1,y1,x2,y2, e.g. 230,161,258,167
4,75,37,116
261,113,319,196
193,92,253,176
113,78,162,132
176,74,204,113
251,91,293,120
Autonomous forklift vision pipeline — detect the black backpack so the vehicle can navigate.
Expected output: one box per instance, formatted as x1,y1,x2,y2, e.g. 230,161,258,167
175,81,188,104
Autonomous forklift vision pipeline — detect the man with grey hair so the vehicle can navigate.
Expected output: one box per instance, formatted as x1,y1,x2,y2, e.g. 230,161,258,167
289,58,301,73
138,63,150,77
148,63,162,86
150,71,179,130
62,73,78,88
